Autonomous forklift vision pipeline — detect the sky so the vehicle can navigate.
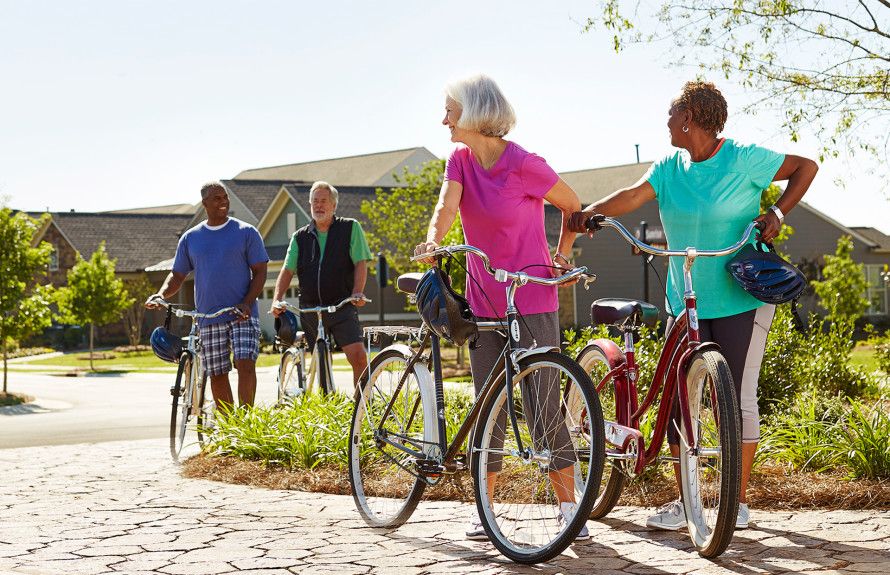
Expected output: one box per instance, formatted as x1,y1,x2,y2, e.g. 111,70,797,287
1,0,887,232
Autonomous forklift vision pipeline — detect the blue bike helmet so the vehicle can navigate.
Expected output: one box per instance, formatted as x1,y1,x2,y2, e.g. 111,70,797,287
727,241,806,304
274,310,300,347
150,327,182,363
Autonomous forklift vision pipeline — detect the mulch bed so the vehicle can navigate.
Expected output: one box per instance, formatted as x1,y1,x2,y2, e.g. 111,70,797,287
0,392,33,407
182,454,889,510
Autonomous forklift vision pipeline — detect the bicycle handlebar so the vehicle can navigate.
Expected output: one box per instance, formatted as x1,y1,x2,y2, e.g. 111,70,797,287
410,244,596,288
271,294,371,315
584,215,761,258
147,297,241,320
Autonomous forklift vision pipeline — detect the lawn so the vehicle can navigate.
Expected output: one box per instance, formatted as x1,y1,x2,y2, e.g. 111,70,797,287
851,344,880,374
9,350,283,372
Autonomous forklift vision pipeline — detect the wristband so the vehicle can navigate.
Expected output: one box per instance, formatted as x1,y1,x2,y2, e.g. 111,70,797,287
769,205,785,223
553,252,572,264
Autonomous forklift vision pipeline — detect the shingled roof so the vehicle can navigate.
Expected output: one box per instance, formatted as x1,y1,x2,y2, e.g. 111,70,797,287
560,162,652,204
48,212,193,272
234,147,438,187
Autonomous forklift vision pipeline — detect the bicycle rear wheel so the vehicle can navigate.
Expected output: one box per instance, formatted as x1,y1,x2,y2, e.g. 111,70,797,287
170,352,195,462
278,348,306,402
472,351,604,564
679,350,741,558
349,348,431,528
575,343,626,519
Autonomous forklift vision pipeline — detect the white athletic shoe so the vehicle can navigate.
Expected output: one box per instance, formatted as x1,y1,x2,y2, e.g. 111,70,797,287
559,501,590,540
736,503,750,529
646,499,687,531
465,521,488,541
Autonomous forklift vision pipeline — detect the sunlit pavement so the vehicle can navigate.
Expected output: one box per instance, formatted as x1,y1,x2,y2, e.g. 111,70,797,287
0,439,887,575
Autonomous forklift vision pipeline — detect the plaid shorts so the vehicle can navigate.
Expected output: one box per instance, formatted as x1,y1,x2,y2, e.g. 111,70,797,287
199,316,261,377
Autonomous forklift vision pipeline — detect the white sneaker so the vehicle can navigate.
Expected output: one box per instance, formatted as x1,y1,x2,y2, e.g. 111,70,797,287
465,521,488,541
646,499,687,531
559,502,590,540
736,503,750,529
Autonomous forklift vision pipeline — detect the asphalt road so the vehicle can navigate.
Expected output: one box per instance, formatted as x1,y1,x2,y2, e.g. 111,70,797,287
0,368,288,449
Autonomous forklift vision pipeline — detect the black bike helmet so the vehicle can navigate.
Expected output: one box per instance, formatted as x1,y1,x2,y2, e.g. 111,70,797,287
726,241,806,304
415,267,478,346
274,310,300,347
150,327,182,363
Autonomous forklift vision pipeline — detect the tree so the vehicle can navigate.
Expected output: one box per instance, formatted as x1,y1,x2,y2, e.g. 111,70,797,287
56,242,133,370
586,0,889,170
0,208,55,393
811,235,869,321
122,273,156,347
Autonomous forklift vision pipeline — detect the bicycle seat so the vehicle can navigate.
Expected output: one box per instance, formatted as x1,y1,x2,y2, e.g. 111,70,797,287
591,298,659,329
397,272,424,294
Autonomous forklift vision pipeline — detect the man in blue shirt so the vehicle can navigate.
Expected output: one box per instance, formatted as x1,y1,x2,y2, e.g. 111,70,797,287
147,182,269,409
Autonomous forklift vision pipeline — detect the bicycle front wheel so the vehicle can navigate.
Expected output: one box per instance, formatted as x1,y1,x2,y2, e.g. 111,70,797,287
679,350,741,558
349,348,431,528
278,348,306,402
472,351,604,564
575,343,626,519
170,352,195,462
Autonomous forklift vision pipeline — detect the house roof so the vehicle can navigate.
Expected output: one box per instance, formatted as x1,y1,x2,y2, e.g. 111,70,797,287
103,203,198,215
283,183,379,224
851,226,890,252
220,180,288,222
46,212,193,272
233,147,438,187
559,162,652,204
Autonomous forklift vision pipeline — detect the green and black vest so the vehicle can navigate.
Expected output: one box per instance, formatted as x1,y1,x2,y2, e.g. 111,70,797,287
295,217,355,306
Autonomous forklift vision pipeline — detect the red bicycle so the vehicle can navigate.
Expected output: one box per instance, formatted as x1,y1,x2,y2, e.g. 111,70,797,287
568,214,759,557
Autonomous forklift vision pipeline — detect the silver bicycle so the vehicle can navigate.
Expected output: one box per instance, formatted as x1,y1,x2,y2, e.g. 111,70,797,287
149,296,239,461
272,295,369,399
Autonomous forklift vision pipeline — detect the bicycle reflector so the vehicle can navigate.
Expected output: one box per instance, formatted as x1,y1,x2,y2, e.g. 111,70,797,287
150,327,182,363
726,241,806,304
274,310,300,347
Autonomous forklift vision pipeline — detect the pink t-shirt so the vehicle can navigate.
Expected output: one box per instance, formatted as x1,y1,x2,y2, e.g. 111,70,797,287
445,142,559,317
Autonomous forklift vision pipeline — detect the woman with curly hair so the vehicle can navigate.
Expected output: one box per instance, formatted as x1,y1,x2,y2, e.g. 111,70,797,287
569,80,818,530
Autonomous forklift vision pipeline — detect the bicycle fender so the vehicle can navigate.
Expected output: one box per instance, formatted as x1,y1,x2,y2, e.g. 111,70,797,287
510,345,560,364
383,343,414,359
576,338,625,368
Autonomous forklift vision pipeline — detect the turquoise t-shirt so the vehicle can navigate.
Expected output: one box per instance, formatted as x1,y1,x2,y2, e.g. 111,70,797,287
646,139,785,319
283,220,373,272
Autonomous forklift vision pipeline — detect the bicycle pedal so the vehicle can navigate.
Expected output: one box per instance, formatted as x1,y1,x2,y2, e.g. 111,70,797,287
169,386,177,396
415,458,444,477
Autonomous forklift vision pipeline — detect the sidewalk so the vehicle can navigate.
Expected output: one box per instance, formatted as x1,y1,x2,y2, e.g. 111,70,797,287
0,439,887,575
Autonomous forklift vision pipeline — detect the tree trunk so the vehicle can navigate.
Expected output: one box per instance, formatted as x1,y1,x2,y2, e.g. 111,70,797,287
2,339,7,394
89,324,95,372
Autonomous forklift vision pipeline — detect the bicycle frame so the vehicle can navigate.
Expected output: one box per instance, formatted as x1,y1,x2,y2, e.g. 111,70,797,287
372,250,592,477
589,217,758,473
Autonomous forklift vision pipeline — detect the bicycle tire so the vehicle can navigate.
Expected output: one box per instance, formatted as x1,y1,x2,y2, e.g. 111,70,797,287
679,349,741,558
195,370,210,447
349,348,431,528
317,340,334,395
170,351,194,462
472,351,605,564
575,343,626,519
278,348,306,402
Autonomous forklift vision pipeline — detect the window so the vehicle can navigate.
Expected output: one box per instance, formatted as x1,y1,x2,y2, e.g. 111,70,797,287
265,288,274,300
48,246,59,271
287,212,297,236
864,264,889,315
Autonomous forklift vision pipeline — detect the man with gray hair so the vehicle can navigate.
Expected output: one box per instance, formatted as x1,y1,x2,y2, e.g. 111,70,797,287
271,181,372,386
147,181,269,410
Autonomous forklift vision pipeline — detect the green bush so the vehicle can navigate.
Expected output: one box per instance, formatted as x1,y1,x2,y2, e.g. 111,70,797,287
838,398,890,480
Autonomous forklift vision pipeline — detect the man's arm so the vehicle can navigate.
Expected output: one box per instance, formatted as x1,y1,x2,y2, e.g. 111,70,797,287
145,271,186,308
236,261,267,319
352,260,368,307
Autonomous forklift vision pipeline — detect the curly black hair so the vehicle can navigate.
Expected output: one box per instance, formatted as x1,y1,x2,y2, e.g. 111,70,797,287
671,81,728,135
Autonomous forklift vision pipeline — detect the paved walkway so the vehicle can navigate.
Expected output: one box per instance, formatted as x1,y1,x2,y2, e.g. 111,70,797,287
1,439,887,575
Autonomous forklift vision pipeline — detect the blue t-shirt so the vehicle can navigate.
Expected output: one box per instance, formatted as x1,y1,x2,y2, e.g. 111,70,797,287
172,218,270,326
646,139,785,319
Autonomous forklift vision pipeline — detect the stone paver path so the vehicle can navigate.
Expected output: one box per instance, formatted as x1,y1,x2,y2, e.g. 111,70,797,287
0,439,887,574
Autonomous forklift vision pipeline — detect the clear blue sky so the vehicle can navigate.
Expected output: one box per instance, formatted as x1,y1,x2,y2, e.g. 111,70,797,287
1,0,887,232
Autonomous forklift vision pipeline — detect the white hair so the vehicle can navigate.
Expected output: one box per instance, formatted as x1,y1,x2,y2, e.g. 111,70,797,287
445,74,516,137
309,181,338,208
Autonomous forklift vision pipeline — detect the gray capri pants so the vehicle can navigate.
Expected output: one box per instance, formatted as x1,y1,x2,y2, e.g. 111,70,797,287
667,304,775,445
469,311,576,472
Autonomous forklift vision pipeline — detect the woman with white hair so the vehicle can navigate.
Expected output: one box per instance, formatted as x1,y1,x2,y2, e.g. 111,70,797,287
414,74,585,541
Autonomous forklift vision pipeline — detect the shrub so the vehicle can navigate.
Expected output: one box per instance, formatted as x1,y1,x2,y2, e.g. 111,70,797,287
837,398,890,480
760,391,844,473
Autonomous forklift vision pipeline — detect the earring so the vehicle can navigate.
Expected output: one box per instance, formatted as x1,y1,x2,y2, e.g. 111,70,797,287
682,125,689,133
